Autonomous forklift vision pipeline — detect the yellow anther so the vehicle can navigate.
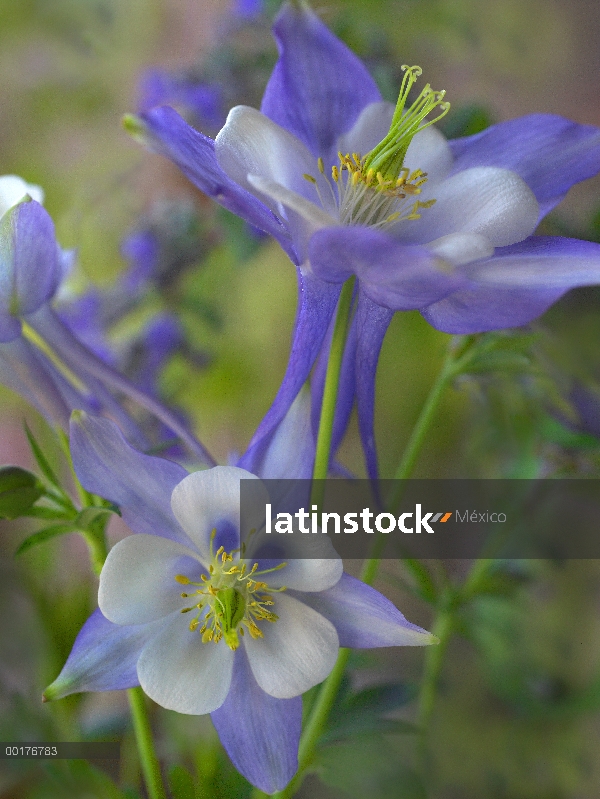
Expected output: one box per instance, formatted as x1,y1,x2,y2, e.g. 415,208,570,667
181,607,193,613
175,574,190,584
303,173,317,183
202,629,213,643
248,622,263,639
189,619,199,632
332,165,339,182
201,574,208,582
317,157,325,174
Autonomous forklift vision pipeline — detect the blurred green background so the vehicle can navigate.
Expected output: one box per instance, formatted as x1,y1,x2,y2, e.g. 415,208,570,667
2,0,600,797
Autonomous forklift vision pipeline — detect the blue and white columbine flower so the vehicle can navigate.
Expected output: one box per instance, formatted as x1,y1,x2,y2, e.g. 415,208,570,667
135,1,600,478
44,412,434,793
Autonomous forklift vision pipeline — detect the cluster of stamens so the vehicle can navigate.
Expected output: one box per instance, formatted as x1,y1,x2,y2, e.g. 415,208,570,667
304,153,436,230
302,64,449,232
175,529,286,651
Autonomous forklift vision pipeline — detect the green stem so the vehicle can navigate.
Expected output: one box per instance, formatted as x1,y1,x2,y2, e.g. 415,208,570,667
416,601,454,733
311,278,355,505
81,528,108,577
392,343,459,485
127,687,167,799
275,336,464,798
363,339,461,587
273,649,351,799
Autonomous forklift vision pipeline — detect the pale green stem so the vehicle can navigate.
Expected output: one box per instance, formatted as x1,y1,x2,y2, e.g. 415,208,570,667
416,598,454,734
310,278,355,507
416,558,498,779
80,529,108,577
273,334,465,798
362,340,461,586
127,688,167,799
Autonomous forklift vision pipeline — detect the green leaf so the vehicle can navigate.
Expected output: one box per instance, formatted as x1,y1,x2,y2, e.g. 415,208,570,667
324,683,417,743
540,415,600,450
316,735,425,799
0,465,44,519
23,505,71,520
15,523,79,556
24,423,61,488
168,764,197,799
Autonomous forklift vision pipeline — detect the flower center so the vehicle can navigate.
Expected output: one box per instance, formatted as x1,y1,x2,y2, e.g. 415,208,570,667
304,154,435,229
175,531,286,651
303,65,449,231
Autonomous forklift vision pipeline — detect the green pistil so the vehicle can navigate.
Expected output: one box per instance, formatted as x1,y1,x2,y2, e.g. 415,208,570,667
363,65,450,183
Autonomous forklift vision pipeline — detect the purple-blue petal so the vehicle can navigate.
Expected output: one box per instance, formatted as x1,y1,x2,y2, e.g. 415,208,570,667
238,267,340,473
355,291,394,480
0,337,73,427
44,609,161,699
261,3,381,163
69,413,192,545
422,236,600,334
138,107,297,262
0,201,61,333
293,573,430,648
449,115,600,219
211,647,301,794
421,282,564,334
309,226,466,310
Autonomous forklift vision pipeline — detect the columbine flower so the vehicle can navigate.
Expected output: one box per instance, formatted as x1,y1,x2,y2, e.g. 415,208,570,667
0,196,213,463
44,411,435,793
133,1,600,477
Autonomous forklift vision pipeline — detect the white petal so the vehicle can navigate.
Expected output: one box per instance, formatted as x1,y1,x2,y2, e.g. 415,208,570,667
468,252,600,287
137,613,234,714
337,101,395,156
404,126,454,186
247,174,335,229
258,390,314,480
99,534,202,625
215,105,335,213
398,166,539,248
258,531,343,592
427,232,494,266
248,174,336,258
0,174,44,218
244,593,338,698
267,556,343,592
171,466,265,562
